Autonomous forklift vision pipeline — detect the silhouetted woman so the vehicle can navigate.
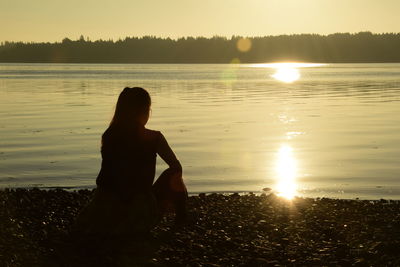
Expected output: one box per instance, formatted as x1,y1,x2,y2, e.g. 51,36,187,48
77,87,187,236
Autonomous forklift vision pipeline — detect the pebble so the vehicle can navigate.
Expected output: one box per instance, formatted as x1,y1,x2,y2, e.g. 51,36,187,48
0,189,399,266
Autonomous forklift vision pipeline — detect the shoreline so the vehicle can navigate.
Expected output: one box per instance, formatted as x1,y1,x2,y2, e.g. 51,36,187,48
1,186,400,201
1,188,399,266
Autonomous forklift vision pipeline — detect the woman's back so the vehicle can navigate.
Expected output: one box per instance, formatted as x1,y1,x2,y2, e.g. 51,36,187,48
97,126,161,198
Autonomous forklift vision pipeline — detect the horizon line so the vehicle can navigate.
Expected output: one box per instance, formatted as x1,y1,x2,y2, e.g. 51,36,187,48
2,31,400,44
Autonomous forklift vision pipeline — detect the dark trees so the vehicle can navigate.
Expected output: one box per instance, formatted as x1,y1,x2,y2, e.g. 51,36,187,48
1,32,399,63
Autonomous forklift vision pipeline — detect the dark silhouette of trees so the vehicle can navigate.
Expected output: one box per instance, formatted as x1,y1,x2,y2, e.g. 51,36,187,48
1,32,399,63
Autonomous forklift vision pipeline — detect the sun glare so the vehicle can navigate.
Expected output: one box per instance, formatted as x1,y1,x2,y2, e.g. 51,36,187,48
272,67,300,83
250,62,327,83
251,63,326,68
275,144,298,200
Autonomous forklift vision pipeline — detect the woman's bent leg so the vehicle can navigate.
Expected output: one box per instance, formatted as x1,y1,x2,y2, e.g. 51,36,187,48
152,169,188,221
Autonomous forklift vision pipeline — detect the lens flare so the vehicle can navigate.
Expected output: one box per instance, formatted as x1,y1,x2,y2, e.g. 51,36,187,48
236,38,252,52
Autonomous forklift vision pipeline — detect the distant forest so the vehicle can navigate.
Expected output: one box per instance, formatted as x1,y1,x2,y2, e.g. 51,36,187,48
1,32,400,63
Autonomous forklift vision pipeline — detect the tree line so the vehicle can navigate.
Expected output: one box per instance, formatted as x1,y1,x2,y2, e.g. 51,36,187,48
0,32,399,63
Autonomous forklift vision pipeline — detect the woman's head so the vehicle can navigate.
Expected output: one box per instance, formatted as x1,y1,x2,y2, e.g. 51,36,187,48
110,87,151,128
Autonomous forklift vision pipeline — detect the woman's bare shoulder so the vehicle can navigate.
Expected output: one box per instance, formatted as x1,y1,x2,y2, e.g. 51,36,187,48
144,128,162,141
144,128,161,135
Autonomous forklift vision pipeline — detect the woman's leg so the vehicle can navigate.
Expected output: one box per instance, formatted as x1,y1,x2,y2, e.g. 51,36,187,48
74,187,122,235
152,168,188,221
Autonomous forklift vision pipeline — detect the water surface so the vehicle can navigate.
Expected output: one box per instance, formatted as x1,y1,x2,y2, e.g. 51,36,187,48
0,63,399,199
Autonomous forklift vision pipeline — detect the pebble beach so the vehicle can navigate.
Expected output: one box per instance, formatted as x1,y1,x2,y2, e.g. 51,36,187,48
1,189,399,266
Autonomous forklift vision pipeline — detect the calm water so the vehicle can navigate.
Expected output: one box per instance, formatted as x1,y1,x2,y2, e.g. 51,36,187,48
0,63,399,199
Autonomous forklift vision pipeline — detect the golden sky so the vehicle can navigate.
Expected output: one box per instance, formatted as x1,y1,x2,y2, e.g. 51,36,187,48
1,0,399,42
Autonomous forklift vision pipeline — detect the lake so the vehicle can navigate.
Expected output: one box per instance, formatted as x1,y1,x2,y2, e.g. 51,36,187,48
0,63,399,199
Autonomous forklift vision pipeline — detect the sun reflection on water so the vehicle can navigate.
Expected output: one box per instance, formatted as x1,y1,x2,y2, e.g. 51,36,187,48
272,67,300,83
250,62,327,83
275,144,298,199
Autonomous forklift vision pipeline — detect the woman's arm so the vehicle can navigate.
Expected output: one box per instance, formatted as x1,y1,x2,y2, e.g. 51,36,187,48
157,133,182,173
154,132,187,220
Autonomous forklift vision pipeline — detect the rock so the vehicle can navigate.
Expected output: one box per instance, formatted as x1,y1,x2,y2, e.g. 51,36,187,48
0,189,399,266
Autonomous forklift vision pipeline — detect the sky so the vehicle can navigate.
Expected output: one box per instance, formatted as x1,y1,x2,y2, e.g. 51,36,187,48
1,0,399,43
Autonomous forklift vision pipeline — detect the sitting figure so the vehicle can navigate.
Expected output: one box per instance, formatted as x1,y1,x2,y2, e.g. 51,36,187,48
77,87,187,237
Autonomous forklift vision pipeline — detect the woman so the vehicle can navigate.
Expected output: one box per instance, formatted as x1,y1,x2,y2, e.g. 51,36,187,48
77,87,188,236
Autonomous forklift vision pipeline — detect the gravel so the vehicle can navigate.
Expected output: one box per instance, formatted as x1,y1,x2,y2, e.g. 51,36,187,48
1,188,399,266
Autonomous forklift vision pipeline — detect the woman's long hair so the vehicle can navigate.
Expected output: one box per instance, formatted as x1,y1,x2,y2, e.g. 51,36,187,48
109,87,151,129
103,87,151,144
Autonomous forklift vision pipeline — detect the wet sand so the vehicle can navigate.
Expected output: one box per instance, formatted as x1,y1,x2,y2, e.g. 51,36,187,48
0,189,399,266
